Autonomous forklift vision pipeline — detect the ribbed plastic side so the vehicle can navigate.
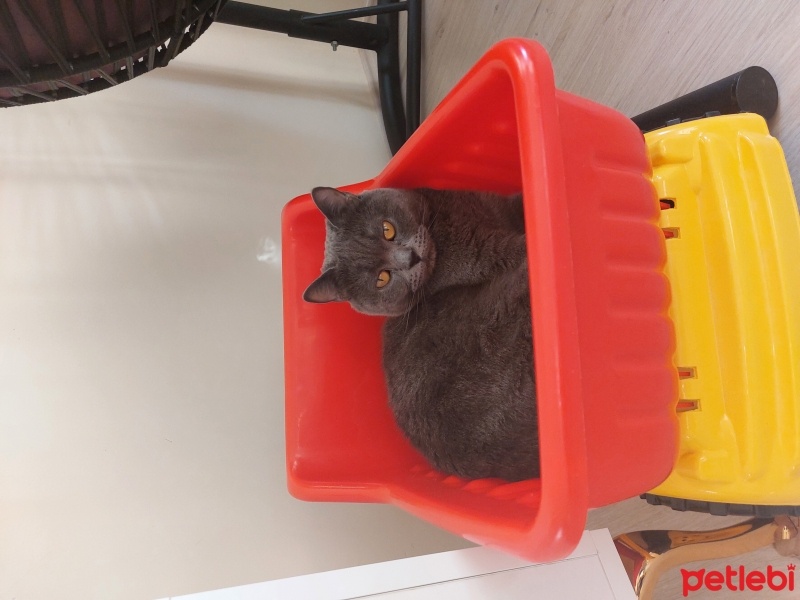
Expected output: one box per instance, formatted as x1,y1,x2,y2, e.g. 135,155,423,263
556,91,678,506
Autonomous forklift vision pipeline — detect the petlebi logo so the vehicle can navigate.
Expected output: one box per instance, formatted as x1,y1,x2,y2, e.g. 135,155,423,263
681,563,795,596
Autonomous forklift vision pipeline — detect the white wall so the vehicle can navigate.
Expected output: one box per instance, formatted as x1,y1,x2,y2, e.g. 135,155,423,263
0,5,469,599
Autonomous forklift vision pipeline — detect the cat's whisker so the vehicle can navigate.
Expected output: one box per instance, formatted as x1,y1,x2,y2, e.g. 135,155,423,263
404,293,414,333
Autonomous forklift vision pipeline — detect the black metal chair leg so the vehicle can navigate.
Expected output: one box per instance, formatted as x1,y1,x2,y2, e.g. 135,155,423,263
216,0,423,154
377,0,407,154
405,0,422,138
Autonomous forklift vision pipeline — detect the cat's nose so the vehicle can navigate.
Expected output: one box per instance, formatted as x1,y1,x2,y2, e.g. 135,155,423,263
408,249,421,268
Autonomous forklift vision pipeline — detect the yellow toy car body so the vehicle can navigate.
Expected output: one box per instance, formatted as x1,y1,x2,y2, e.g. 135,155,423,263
647,114,800,511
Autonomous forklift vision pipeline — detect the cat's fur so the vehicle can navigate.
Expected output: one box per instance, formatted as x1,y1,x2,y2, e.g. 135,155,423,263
304,187,538,481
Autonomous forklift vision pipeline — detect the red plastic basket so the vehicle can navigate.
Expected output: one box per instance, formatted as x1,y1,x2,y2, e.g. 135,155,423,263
282,39,678,561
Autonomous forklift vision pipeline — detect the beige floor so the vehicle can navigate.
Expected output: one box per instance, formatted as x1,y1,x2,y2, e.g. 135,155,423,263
419,1,800,599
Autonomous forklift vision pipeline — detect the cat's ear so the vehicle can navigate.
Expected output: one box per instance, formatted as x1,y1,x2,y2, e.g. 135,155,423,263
303,269,344,304
311,187,354,223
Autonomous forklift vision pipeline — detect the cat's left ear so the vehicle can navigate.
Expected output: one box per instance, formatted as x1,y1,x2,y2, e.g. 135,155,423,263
311,187,355,223
303,269,344,304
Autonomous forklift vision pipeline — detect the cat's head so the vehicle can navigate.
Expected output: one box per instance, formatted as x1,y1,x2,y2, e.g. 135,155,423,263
303,187,436,316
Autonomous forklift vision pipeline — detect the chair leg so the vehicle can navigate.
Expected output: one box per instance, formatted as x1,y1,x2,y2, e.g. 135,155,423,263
215,1,423,155
613,518,780,599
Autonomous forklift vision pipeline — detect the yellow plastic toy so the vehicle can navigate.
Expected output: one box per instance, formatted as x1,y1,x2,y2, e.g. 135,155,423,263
645,113,800,513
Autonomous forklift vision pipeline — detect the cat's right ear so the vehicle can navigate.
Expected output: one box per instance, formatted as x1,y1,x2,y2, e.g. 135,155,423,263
303,269,343,304
311,187,354,224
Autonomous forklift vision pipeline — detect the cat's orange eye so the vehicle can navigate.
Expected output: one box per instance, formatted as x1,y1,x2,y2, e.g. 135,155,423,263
382,220,396,241
376,270,391,288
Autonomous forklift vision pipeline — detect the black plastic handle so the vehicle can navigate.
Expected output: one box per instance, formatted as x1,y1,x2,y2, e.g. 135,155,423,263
632,66,779,133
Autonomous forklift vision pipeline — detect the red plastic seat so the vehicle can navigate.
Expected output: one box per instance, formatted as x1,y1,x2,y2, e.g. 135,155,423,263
281,38,679,561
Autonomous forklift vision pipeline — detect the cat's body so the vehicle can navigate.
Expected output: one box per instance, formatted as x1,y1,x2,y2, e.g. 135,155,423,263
304,187,538,481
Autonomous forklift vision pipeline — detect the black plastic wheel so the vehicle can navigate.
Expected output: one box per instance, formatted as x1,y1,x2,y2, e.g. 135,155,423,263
642,493,800,517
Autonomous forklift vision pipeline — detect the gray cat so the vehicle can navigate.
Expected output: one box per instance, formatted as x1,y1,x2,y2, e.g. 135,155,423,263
303,187,538,481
